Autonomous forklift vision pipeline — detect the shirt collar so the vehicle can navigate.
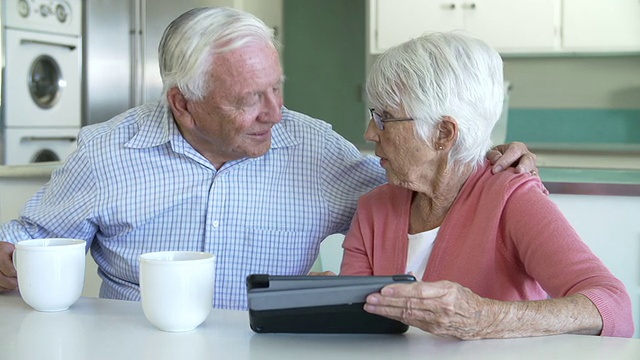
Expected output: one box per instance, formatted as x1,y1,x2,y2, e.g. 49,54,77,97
270,107,299,149
125,101,175,149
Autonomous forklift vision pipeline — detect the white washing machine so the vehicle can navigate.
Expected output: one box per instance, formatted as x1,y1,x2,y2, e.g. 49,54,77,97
2,0,82,164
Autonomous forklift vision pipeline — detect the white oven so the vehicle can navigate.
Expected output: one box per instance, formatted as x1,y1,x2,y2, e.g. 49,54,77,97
2,0,82,164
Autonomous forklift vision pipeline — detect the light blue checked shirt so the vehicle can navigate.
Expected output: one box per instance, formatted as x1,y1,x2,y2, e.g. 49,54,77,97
0,101,385,310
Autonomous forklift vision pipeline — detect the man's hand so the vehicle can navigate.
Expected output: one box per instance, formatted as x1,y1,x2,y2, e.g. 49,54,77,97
0,242,17,292
487,142,538,176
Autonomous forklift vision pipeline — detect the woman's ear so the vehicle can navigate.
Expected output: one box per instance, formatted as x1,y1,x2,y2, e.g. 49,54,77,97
166,87,193,127
436,116,458,150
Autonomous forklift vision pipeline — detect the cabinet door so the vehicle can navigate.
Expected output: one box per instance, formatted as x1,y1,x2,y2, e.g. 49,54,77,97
465,0,561,53
371,0,560,55
371,0,465,53
563,0,640,52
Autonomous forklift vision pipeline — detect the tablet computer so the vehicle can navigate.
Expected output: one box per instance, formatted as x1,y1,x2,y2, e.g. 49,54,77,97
246,274,416,334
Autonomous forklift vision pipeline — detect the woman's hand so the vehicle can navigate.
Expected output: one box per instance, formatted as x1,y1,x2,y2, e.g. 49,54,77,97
488,142,538,176
363,280,502,340
363,280,603,340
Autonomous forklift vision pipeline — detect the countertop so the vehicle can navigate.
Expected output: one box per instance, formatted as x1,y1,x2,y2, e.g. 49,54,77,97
360,142,640,195
0,162,61,178
529,142,640,171
358,141,640,171
1,291,639,360
539,168,640,196
529,142,640,196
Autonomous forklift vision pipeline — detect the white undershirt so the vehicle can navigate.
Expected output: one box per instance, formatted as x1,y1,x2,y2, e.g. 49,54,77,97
405,227,439,279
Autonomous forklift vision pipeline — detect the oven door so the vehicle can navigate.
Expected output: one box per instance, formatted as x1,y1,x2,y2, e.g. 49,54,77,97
3,128,78,165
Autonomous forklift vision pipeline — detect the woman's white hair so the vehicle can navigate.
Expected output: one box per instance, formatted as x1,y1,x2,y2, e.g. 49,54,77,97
158,7,278,101
366,31,504,169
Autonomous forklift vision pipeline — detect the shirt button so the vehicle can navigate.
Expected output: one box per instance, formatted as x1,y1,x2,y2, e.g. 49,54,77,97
212,220,220,228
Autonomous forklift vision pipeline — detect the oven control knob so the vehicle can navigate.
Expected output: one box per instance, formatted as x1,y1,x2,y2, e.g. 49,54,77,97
39,4,52,17
17,0,30,17
55,4,68,23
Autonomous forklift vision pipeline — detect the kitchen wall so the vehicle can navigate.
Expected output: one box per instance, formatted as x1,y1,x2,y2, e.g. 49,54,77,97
283,0,367,145
504,56,640,144
239,0,283,44
283,0,640,147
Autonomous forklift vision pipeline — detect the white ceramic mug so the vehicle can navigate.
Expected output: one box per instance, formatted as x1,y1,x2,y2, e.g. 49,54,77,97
13,238,86,312
139,251,216,332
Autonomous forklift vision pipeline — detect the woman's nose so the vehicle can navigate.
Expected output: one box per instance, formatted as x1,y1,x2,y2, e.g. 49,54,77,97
364,119,379,142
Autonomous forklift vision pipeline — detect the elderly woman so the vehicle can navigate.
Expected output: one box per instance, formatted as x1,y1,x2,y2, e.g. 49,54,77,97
340,32,634,339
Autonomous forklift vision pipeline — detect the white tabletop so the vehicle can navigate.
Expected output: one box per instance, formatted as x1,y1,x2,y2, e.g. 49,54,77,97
1,291,639,360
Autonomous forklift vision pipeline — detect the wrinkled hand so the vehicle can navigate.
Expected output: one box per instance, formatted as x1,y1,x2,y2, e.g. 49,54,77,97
363,280,502,340
308,271,336,276
487,142,538,175
0,242,17,292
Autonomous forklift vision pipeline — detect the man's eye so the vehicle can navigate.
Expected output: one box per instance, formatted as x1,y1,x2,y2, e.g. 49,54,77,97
241,93,261,107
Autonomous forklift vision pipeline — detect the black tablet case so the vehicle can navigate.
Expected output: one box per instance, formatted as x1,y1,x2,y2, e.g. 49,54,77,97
246,274,416,334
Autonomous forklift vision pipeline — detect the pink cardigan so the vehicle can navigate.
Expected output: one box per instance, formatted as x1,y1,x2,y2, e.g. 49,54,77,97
341,161,634,337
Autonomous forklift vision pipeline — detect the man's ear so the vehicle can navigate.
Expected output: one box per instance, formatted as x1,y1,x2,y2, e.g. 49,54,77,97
436,116,458,151
166,87,193,127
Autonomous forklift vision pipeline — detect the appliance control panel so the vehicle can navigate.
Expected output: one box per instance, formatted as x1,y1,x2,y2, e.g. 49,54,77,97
17,0,70,23
4,0,81,36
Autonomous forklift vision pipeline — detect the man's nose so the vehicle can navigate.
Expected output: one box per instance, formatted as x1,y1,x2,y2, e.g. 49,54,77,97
258,91,283,123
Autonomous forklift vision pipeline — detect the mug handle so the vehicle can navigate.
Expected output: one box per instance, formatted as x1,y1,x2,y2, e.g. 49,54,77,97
12,248,18,271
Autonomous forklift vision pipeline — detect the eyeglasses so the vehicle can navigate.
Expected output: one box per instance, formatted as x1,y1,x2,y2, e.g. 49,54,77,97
369,108,414,130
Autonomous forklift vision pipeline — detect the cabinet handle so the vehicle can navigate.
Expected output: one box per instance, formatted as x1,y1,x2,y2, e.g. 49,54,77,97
441,3,456,10
20,136,77,142
20,39,77,51
462,3,476,9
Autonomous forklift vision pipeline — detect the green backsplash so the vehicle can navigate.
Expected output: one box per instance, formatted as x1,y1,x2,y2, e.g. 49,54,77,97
506,109,640,144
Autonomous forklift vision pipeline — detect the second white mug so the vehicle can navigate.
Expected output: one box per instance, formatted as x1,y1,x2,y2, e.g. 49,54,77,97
139,251,216,332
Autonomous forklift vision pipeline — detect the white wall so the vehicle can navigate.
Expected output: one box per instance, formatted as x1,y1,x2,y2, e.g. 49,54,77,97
504,57,640,110
550,193,640,338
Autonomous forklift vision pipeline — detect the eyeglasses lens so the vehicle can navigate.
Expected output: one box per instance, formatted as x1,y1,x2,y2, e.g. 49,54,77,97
369,109,384,130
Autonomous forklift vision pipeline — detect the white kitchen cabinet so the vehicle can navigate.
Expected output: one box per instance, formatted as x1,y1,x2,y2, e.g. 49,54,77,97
370,0,640,55
371,0,464,52
370,0,560,54
562,0,640,52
